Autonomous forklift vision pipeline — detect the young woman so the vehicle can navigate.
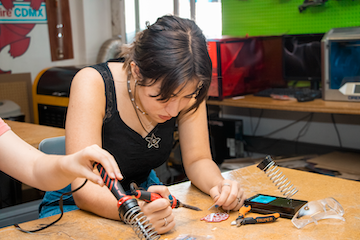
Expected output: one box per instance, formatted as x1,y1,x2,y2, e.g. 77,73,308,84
40,15,246,234
0,118,122,191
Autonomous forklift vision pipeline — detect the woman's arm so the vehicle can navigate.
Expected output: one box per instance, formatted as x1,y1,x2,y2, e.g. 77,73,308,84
65,67,174,234
65,67,122,219
0,130,122,191
178,101,246,211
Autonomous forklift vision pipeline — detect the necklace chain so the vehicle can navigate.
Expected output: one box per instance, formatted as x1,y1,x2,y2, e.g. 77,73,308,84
127,73,161,148
127,73,147,115
127,73,149,133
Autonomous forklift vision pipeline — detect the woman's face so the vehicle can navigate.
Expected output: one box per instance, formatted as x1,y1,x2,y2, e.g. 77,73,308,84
137,79,199,123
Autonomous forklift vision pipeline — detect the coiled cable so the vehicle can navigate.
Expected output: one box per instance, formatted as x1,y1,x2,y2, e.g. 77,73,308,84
257,155,299,199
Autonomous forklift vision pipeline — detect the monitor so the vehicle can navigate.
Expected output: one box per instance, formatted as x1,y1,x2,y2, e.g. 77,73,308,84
282,33,324,90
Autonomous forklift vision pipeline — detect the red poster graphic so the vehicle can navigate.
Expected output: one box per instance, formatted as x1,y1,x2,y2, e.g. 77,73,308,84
0,0,45,74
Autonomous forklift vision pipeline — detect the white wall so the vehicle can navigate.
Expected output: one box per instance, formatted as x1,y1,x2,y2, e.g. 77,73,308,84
220,106,360,150
0,1,112,83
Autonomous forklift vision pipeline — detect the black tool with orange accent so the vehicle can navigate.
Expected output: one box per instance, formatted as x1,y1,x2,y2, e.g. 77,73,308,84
232,205,280,227
95,164,160,240
237,205,251,219
239,213,280,226
95,163,128,201
130,182,202,211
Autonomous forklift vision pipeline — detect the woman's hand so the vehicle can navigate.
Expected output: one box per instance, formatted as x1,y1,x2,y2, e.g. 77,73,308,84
209,180,246,211
138,185,175,234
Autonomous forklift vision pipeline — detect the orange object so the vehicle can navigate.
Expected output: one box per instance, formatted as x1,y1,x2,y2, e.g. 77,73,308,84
234,205,280,227
238,205,251,219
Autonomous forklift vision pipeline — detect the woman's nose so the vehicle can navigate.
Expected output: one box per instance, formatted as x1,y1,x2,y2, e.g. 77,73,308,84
165,98,181,117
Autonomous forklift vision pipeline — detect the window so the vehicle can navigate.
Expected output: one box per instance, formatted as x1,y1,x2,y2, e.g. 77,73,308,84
124,0,222,43
185,0,222,39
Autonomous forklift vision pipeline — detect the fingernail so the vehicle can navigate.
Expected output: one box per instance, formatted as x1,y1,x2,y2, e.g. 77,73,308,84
168,195,173,200
98,180,104,186
109,172,115,178
215,204,219,208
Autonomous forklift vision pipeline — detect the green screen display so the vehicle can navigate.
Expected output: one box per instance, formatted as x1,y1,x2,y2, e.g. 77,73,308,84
222,0,360,37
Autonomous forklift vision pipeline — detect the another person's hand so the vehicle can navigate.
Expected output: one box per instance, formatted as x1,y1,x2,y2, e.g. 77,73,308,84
138,185,175,234
61,144,122,186
209,180,246,211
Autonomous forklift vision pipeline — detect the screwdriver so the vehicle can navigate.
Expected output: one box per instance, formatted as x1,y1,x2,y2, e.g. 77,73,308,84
130,184,202,211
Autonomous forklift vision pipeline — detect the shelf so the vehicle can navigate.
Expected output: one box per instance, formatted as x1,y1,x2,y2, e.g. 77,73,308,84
207,95,360,115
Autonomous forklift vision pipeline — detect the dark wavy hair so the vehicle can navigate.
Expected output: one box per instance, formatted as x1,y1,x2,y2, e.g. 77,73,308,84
119,15,212,113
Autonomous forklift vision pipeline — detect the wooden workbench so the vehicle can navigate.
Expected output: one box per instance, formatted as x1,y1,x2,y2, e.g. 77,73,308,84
1,165,359,239
207,95,360,115
4,120,65,149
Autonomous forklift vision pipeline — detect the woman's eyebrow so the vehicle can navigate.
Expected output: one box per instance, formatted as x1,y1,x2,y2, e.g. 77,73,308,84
184,91,196,97
172,88,198,98
187,87,201,97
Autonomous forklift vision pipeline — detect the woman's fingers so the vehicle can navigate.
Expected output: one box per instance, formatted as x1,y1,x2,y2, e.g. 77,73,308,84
84,144,123,179
68,144,123,186
140,198,175,234
147,185,171,199
210,180,246,211
150,211,175,234
223,187,246,211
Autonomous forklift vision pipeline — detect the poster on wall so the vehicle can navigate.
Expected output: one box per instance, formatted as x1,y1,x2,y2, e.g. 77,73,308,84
0,0,47,74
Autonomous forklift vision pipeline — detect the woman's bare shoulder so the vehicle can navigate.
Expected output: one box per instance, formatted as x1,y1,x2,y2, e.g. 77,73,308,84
72,67,104,85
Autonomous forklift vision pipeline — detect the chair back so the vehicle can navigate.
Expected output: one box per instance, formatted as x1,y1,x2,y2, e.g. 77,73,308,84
38,136,66,155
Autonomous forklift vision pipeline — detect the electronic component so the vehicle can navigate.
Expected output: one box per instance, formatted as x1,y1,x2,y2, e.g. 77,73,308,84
245,194,307,219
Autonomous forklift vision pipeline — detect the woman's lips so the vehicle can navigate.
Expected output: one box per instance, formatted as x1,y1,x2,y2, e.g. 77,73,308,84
159,115,172,121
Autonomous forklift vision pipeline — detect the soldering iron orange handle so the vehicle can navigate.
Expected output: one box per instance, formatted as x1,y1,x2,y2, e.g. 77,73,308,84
133,190,180,209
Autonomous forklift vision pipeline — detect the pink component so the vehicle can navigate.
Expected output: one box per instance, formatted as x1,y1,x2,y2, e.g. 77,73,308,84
200,212,229,223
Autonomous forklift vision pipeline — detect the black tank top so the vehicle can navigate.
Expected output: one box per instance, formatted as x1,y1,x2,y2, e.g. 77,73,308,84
90,60,176,191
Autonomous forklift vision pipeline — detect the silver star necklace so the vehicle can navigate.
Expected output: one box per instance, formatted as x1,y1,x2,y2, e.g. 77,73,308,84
127,72,161,148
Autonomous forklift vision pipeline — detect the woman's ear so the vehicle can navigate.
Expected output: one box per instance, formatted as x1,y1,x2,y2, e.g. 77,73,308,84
130,61,141,79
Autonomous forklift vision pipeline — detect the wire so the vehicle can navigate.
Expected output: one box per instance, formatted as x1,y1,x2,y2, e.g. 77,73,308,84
245,112,313,154
250,108,263,136
260,113,312,138
14,179,88,233
249,108,254,135
294,113,314,154
331,114,342,148
246,108,263,157
295,113,313,141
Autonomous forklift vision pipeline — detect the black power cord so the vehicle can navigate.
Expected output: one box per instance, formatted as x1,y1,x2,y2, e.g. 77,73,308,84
14,179,88,233
331,114,343,148
245,111,314,155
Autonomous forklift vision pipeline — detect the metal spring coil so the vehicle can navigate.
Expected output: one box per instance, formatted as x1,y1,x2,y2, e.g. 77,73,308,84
265,161,299,199
123,205,160,240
